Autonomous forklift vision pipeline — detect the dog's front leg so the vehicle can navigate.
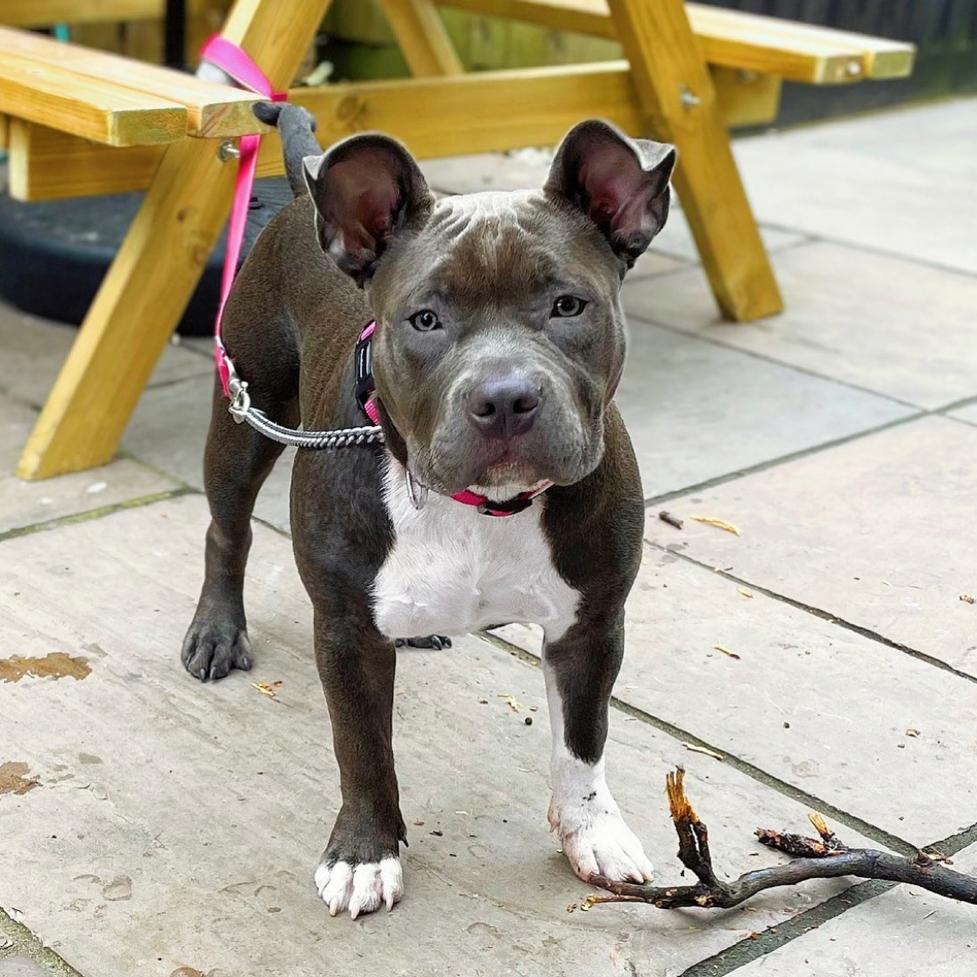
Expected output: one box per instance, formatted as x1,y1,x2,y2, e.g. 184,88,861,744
543,614,654,884
312,611,405,918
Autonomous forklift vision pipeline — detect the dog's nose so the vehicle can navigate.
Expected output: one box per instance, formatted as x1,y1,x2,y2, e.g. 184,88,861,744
466,377,541,439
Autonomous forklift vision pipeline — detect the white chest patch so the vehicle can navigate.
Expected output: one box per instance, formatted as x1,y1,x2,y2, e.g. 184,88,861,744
372,461,580,642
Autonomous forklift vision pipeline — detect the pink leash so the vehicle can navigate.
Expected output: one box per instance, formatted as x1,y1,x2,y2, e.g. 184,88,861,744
200,35,287,397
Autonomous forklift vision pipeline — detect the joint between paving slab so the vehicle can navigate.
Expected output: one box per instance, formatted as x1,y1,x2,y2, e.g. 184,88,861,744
642,410,927,508
0,486,198,545
626,306,923,412
647,541,977,689
753,220,977,283
0,907,85,977
477,630,916,857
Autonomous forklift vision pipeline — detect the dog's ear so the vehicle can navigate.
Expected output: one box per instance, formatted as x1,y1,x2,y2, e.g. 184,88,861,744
303,134,434,286
545,119,676,269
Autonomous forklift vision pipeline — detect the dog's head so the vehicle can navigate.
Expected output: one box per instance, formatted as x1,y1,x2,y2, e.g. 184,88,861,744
303,120,675,497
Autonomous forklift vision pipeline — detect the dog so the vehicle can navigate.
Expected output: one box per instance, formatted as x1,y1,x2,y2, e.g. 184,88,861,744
182,103,676,919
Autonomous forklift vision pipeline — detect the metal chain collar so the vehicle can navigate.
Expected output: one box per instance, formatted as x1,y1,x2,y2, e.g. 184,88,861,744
228,378,385,450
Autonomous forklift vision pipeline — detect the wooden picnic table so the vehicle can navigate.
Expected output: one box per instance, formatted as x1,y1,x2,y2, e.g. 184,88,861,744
0,0,914,479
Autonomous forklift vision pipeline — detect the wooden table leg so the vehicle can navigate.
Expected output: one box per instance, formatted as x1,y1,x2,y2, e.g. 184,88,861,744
606,0,782,323
379,0,463,75
18,0,333,479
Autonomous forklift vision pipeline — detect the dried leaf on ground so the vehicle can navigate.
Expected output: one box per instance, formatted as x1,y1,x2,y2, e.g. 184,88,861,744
960,594,975,605
691,515,741,536
251,680,283,700
738,588,754,599
497,693,522,712
905,728,920,738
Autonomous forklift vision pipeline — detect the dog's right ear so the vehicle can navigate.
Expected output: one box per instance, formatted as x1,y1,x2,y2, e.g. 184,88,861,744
303,134,434,286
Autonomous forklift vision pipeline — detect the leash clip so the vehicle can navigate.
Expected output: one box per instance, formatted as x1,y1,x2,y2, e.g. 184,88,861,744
228,377,251,422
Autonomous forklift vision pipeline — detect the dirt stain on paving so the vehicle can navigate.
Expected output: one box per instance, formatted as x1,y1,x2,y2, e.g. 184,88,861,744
0,652,91,683
0,761,41,796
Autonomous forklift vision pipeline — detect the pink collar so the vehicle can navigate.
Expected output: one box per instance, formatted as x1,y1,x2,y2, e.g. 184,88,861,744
356,322,552,517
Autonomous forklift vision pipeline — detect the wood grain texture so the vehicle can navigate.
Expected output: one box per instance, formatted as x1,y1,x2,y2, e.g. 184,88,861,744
18,0,334,479
436,0,916,83
0,26,261,137
0,0,163,26
379,0,463,75
0,0,226,27
605,0,782,321
0,49,187,145
8,63,781,201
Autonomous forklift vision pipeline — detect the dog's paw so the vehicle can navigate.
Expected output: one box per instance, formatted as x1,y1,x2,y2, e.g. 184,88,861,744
394,635,452,650
314,856,403,918
181,616,253,681
549,793,653,884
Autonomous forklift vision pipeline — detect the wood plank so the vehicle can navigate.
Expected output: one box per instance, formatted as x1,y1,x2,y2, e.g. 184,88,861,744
685,2,915,81
378,0,464,75
605,0,782,320
0,49,187,145
18,0,334,480
710,65,781,128
8,62,782,201
0,0,162,25
436,0,915,83
0,0,222,27
7,117,166,198
0,27,261,137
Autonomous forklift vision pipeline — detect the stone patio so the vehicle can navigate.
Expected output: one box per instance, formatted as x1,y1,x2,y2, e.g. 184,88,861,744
2,96,976,977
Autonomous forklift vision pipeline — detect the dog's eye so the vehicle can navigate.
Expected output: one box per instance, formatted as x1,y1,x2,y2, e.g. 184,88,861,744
408,309,441,332
550,295,588,318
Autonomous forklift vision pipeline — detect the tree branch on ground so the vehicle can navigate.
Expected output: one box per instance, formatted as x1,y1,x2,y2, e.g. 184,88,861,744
584,768,977,912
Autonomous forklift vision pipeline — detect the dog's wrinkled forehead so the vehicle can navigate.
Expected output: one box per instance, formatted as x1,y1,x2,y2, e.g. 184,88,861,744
374,188,618,310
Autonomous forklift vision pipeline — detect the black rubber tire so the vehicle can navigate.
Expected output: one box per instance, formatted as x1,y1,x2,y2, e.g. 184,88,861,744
0,177,294,336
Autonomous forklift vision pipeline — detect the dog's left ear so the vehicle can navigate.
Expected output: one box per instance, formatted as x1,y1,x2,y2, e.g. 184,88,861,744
545,119,676,269
303,133,434,286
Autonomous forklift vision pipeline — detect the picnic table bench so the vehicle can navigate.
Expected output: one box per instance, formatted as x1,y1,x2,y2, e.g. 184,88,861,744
0,0,914,479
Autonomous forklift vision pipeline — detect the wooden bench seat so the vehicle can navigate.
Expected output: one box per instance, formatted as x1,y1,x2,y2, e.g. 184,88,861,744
0,25,260,144
437,0,915,84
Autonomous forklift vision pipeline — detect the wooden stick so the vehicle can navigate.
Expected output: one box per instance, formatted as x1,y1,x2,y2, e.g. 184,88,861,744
586,768,977,911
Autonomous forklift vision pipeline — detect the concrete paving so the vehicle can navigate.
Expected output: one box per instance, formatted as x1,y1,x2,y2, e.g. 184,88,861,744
2,96,976,977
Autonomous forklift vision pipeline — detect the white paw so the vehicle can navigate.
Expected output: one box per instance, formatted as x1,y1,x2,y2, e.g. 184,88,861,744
549,792,654,884
313,856,403,918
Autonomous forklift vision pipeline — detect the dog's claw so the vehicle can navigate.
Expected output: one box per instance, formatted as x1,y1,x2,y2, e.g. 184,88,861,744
182,617,253,682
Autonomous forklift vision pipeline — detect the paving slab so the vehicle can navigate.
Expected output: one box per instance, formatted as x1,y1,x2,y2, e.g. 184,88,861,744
733,97,977,275
949,402,977,427
642,415,977,680
421,150,804,273
0,393,177,536
123,376,294,532
125,320,910,510
497,547,977,842
0,494,883,977
0,958,52,977
624,241,977,410
0,303,212,411
730,844,977,977
617,319,910,499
